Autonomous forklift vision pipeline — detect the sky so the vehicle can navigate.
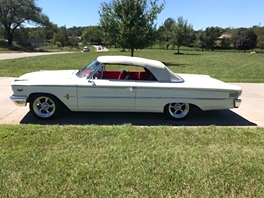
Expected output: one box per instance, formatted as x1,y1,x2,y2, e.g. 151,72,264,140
36,0,264,30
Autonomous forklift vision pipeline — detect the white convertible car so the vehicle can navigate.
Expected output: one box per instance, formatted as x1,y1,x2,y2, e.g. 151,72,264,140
10,55,242,120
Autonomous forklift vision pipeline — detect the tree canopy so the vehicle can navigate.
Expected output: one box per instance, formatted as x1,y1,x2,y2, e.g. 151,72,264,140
157,17,195,53
99,0,164,56
0,0,49,46
199,27,223,50
235,29,258,52
170,17,195,54
82,26,103,45
0,0,263,52
157,17,175,50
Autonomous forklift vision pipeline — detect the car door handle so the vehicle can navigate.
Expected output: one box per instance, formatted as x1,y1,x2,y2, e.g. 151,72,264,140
127,87,134,91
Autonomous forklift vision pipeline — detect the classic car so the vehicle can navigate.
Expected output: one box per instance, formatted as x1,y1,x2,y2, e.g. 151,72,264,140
10,55,242,120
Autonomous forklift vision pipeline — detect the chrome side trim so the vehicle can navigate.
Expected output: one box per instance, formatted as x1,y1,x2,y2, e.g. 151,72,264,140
80,96,231,101
26,84,240,94
10,95,28,106
134,97,230,100
80,96,134,99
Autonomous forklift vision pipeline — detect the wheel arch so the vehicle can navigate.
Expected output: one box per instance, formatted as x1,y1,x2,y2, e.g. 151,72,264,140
163,102,200,113
27,92,69,110
163,102,201,120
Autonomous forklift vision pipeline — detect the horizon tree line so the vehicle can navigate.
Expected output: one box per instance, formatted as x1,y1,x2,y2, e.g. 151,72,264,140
0,0,263,54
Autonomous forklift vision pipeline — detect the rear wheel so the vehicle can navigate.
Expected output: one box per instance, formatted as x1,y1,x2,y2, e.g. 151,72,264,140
164,103,190,120
29,94,61,119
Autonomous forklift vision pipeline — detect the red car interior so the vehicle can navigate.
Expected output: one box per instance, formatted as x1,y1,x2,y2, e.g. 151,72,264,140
102,71,155,80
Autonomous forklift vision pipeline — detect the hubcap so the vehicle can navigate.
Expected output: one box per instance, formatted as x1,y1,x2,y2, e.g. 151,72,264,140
168,103,189,119
33,96,55,118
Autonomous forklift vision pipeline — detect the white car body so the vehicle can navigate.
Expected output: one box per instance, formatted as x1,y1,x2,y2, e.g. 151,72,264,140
10,55,242,120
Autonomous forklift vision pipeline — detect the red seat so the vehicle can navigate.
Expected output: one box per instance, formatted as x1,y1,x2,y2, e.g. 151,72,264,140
102,71,121,79
119,71,139,80
139,72,153,80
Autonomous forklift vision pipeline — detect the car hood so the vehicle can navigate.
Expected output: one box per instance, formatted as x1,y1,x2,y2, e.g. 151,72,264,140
17,70,77,80
12,70,78,86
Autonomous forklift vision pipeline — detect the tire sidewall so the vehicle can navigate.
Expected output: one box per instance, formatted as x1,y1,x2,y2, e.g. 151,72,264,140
29,94,60,120
164,103,190,120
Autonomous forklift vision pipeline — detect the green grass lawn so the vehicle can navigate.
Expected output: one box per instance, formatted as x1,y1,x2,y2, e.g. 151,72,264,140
1,49,264,82
1,125,264,197
1,50,264,197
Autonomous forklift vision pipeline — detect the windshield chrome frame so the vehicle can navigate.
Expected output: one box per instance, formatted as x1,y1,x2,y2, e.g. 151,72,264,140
76,60,102,79
87,62,104,79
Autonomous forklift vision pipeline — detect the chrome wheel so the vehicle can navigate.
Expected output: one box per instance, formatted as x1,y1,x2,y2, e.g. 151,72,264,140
30,95,59,119
166,103,190,119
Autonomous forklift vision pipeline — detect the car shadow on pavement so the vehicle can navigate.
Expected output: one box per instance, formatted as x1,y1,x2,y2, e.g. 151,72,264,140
20,108,256,126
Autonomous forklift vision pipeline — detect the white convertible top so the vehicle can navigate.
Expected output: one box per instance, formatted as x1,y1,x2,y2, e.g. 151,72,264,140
97,56,183,82
98,55,165,69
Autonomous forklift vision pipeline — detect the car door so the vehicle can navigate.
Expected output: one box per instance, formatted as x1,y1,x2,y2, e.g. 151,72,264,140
77,78,136,111
135,80,167,112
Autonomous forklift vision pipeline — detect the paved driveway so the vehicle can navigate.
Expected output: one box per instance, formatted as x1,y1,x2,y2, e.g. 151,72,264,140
0,52,72,60
0,77,263,126
93,45,108,52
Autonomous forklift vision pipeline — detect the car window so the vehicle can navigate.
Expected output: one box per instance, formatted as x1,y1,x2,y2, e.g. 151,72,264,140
95,64,156,81
92,66,104,79
76,60,101,78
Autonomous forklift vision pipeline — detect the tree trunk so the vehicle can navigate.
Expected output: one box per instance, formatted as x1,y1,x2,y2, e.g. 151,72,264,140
131,48,134,57
177,45,180,54
7,28,13,46
7,38,12,46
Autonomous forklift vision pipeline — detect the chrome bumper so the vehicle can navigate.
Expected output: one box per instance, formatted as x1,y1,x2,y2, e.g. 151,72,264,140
234,98,242,108
10,95,27,106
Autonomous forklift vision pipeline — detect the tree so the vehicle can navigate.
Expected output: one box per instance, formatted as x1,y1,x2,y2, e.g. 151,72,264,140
67,26,84,37
170,16,195,54
99,0,164,56
259,38,264,50
220,38,231,49
157,17,175,50
0,0,49,46
82,26,103,45
199,27,223,50
235,29,258,52
51,26,68,47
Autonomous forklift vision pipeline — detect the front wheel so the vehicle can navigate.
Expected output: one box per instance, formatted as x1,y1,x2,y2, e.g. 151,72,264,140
29,94,61,119
164,103,190,120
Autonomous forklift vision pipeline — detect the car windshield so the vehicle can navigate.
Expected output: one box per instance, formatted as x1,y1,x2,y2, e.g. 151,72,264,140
76,60,101,78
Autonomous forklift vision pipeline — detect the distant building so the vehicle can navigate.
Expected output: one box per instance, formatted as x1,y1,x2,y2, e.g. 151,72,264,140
218,33,232,39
